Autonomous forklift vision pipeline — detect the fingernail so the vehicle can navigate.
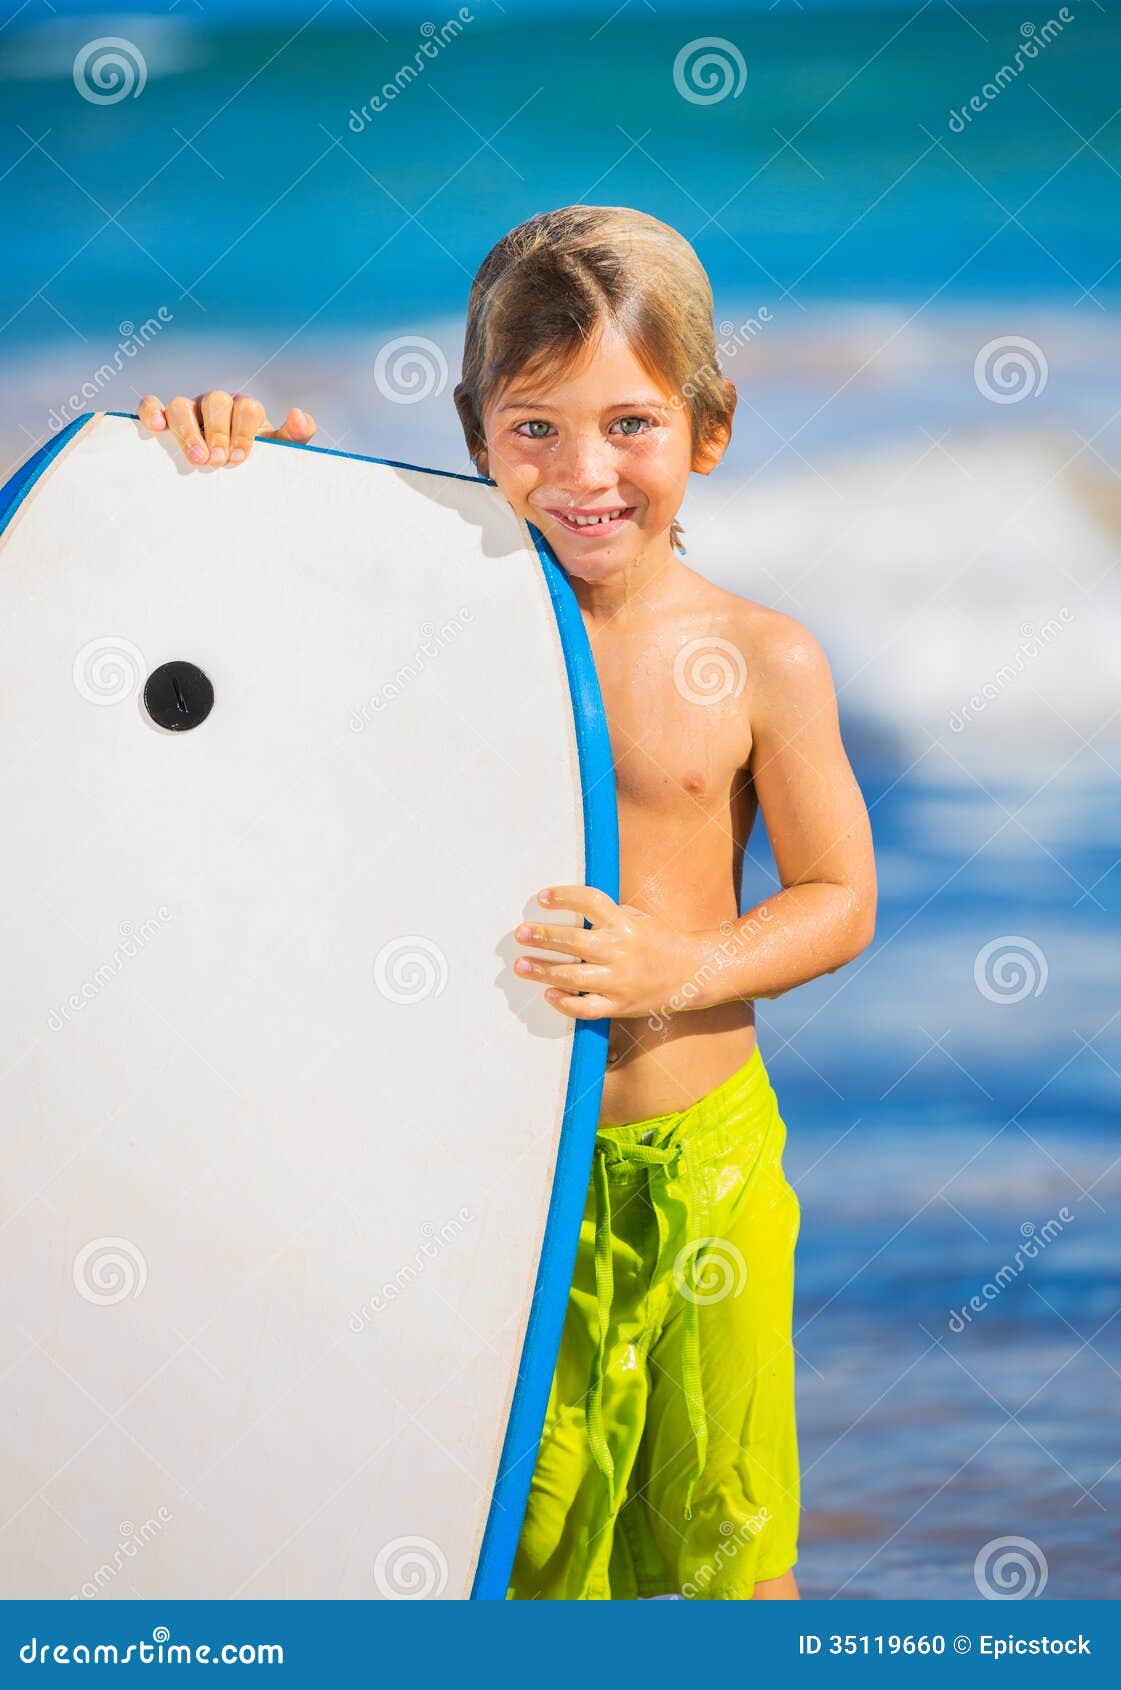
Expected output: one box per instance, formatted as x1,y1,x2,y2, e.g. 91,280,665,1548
209,446,227,466
291,409,307,432
515,959,531,975
187,442,207,463
149,413,165,430
229,446,245,463
515,925,531,940
538,890,552,905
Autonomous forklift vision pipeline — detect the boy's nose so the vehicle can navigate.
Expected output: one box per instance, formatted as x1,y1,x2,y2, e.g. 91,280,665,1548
554,434,615,494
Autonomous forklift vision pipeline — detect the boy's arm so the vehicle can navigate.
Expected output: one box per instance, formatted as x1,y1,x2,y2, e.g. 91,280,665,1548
688,613,877,1011
519,614,877,1023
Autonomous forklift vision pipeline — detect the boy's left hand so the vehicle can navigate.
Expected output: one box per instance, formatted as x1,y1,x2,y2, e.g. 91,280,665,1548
513,886,703,1020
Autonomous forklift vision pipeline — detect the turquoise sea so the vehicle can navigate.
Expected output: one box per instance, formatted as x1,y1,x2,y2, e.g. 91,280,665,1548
1,2,1119,338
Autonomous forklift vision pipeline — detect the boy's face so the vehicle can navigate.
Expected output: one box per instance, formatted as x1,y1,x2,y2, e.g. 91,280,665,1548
478,321,726,584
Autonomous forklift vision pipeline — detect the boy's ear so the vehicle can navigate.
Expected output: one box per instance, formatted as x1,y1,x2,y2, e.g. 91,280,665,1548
475,446,490,479
692,419,731,476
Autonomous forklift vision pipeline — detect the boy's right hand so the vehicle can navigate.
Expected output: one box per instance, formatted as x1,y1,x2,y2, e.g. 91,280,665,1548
138,392,317,468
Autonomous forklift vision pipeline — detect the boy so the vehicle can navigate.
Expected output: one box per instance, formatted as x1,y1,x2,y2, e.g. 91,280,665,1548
138,203,876,1600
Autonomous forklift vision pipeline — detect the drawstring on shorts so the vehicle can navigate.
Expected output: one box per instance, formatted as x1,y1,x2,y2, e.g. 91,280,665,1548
585,1136,709,1522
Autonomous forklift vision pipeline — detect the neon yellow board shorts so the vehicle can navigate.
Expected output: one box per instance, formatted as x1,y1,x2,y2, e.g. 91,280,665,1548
507,1042,800,1601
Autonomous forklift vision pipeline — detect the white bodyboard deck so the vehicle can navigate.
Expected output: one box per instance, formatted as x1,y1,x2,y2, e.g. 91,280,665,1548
0,413,616,1600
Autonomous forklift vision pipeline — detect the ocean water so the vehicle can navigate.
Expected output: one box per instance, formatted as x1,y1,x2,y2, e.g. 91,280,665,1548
764,761,1121,1599
1,1,1119,343
1,0,1118,1599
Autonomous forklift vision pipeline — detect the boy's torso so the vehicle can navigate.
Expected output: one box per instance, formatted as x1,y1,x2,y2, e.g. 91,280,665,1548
583,566,769,1125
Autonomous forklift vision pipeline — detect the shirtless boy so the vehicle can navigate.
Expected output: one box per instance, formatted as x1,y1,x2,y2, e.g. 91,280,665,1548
137,203,876,1601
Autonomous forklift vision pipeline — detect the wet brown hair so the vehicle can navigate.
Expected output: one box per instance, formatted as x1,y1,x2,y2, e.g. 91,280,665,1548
453,205,737,552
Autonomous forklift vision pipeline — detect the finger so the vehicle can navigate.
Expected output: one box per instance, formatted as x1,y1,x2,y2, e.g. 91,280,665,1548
263,406,316,445
137,395,167,433
544,989,613,1021
229,392,267,465
514,921,604,958
537,885,619,925
514,957,609,992
199,390,235,466
164,395,208,465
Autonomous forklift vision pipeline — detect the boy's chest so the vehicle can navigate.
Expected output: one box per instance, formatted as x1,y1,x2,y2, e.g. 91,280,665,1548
591,646,753,815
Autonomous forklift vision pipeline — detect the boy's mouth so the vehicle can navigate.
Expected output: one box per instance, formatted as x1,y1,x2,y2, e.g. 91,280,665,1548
544,504,635,536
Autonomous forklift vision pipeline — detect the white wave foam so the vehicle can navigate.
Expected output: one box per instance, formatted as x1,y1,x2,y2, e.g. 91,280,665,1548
691,426,1121,780
5,307,1120,790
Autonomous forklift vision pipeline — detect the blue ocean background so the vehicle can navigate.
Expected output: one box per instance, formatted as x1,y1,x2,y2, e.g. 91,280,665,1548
1,0,1118,1599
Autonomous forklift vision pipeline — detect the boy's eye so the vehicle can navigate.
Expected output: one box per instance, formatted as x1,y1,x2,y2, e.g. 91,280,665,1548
514,415,654,441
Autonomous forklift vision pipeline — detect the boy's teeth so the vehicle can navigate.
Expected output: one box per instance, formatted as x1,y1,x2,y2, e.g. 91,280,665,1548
569,510,621,526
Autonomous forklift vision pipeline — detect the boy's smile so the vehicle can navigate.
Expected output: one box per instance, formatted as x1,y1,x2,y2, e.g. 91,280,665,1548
477,320,726,595
545,503,637,537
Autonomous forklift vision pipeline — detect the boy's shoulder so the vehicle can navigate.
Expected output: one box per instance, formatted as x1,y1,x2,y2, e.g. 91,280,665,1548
684,573,828,678
678,576,837,732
